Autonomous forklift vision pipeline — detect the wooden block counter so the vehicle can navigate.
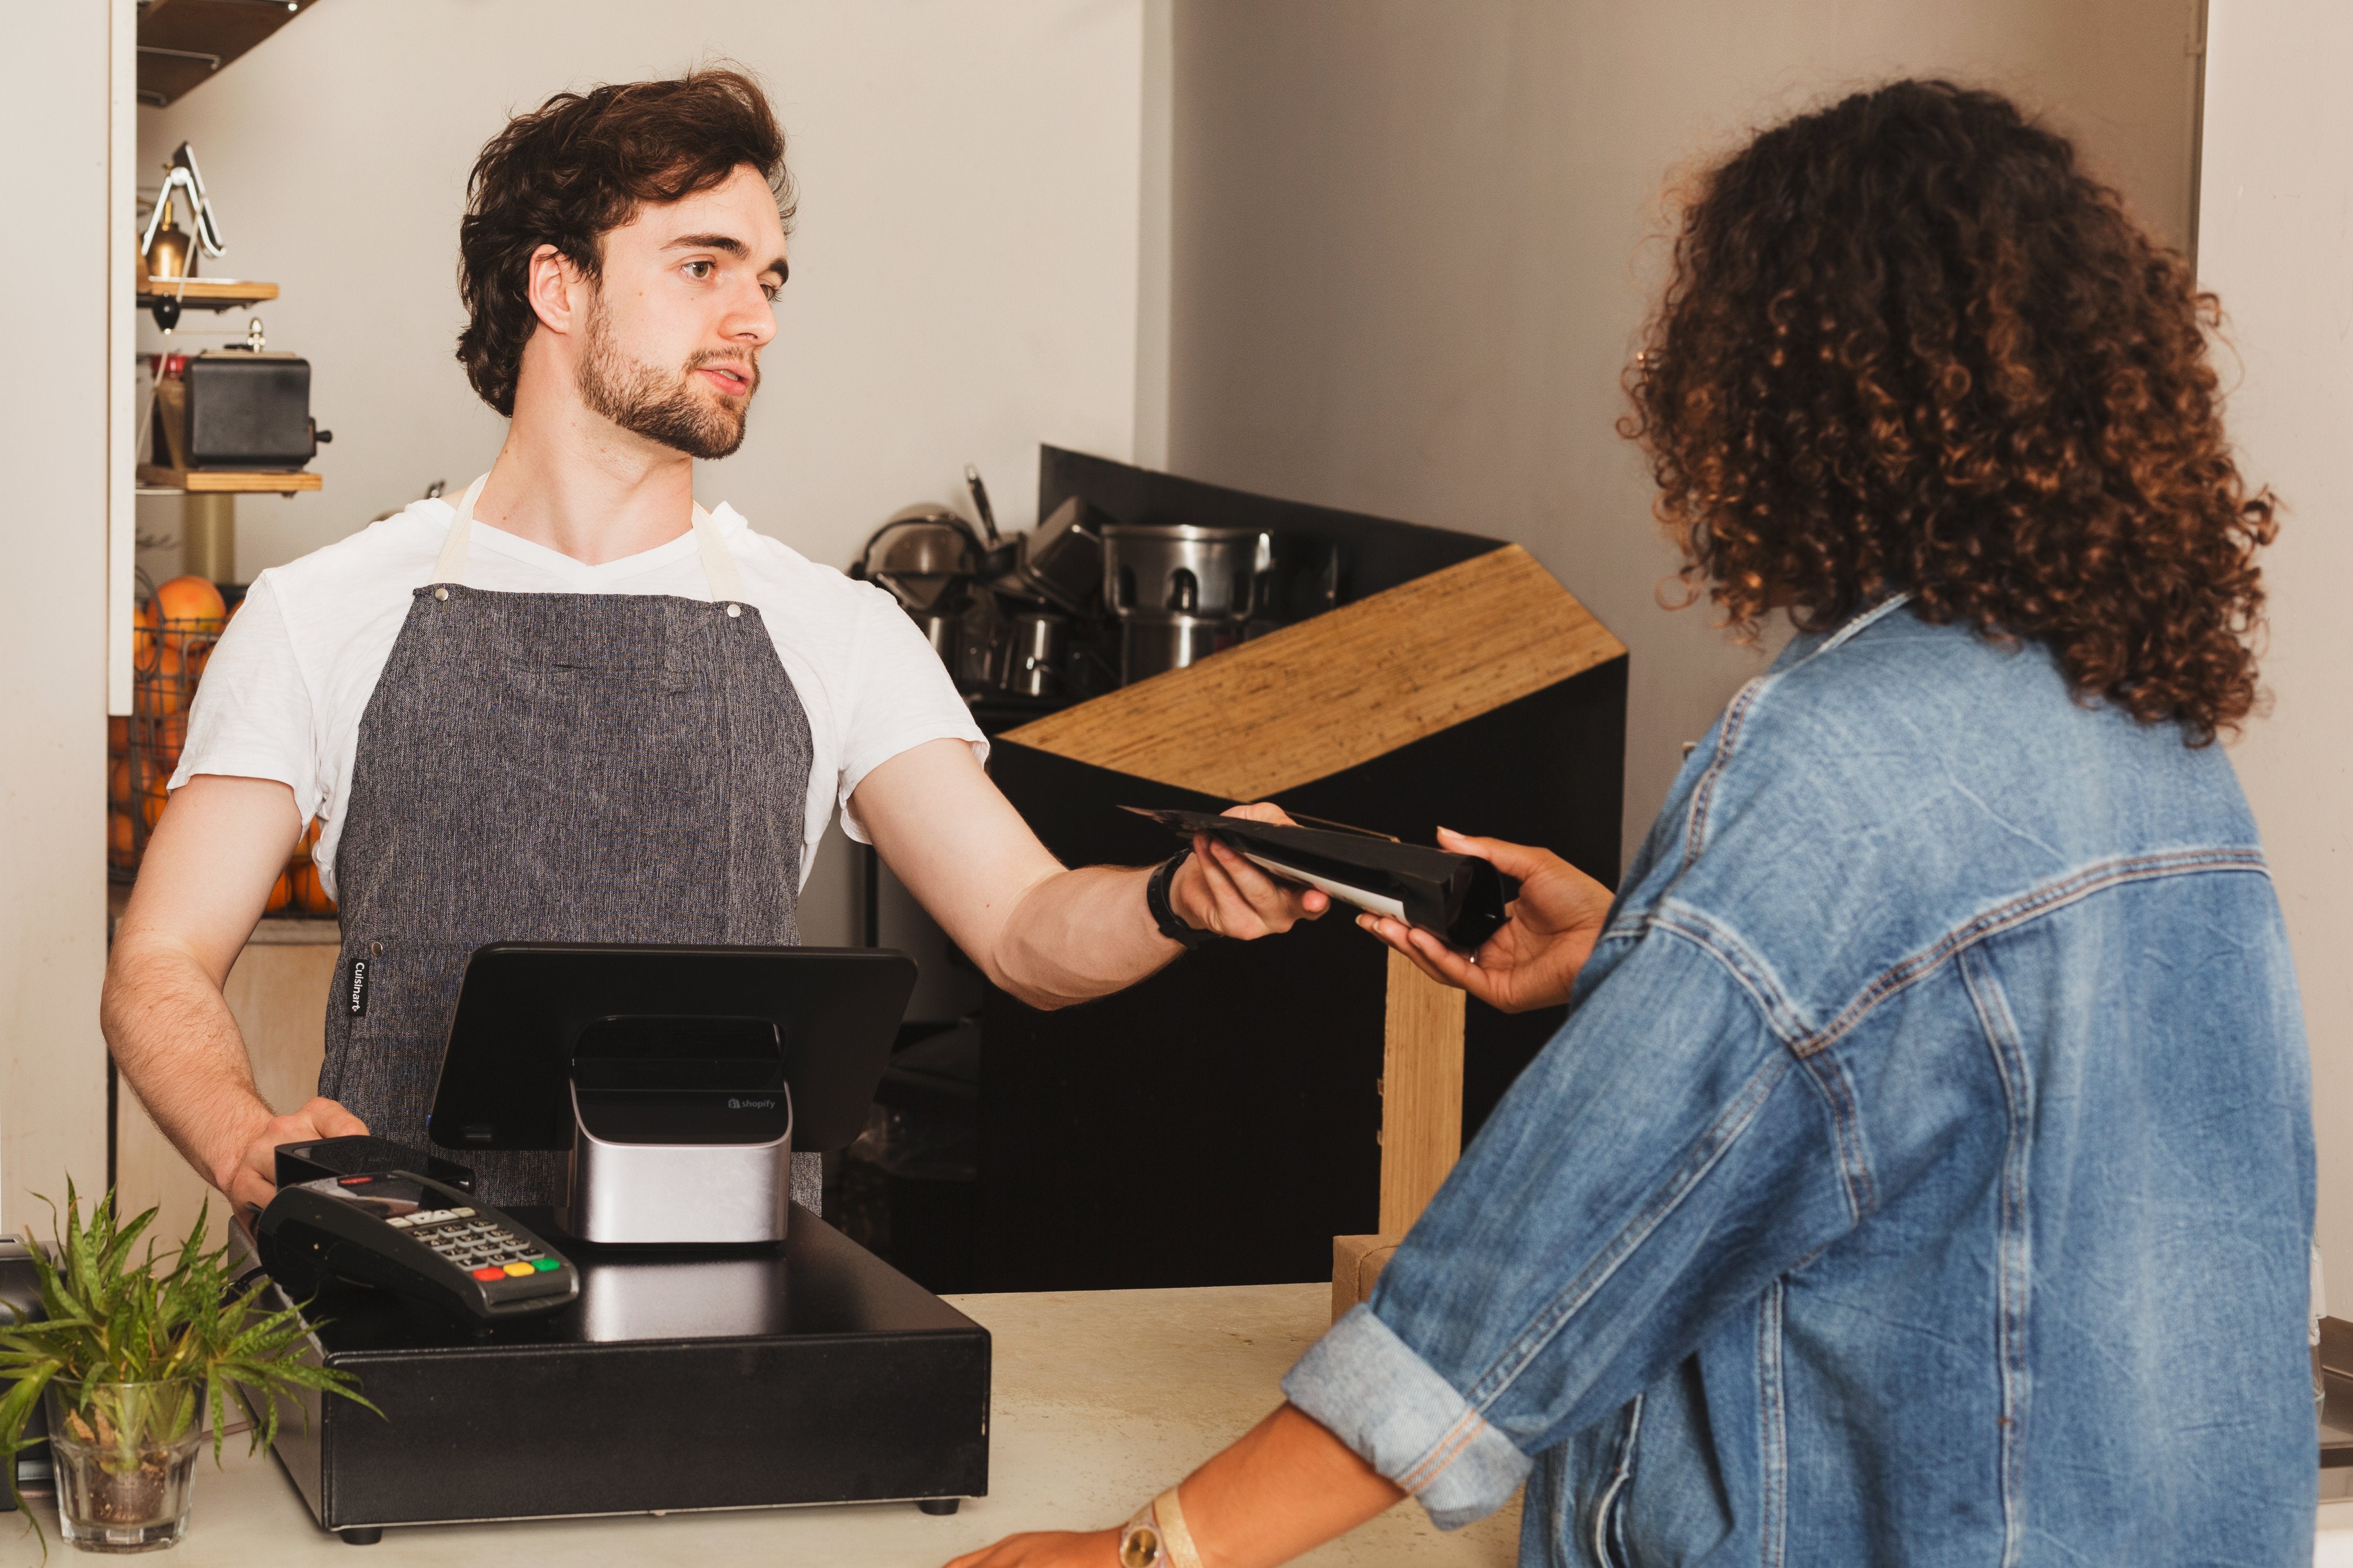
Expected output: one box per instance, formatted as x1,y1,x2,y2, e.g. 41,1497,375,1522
0,1284,1519,1566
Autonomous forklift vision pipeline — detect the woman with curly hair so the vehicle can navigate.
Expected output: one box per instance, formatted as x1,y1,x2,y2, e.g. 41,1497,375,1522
951,79,2311,1568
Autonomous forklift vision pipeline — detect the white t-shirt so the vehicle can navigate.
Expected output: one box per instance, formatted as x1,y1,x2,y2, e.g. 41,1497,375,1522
173,496,987,899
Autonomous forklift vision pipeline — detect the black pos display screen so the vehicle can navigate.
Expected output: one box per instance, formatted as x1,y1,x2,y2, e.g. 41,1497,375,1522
425,944,919,1155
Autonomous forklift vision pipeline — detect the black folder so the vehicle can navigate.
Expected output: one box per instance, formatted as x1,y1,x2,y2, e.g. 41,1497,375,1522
1125,807,1513,950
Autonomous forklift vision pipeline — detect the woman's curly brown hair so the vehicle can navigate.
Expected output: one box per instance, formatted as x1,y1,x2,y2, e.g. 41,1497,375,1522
1623,79,2275,742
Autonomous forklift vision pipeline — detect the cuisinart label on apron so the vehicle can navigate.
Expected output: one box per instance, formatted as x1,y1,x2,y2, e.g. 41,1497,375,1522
346,957,371,1017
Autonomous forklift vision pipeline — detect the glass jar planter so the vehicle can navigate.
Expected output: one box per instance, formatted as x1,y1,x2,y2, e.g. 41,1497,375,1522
42,1380,205,1553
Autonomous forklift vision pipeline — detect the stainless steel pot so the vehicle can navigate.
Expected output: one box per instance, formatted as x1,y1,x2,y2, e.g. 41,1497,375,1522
1115,612,1248,684
1102,524,1274,620
1003,613,1070,697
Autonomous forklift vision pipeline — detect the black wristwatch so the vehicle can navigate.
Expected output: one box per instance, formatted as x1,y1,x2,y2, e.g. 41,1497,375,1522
1146,850,1219,950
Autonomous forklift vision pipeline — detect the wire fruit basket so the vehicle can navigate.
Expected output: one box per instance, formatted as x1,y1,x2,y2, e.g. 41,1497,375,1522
109,576,334,918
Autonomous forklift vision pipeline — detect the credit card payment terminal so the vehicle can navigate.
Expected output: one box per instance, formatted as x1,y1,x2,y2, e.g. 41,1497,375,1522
256,1163,578,1325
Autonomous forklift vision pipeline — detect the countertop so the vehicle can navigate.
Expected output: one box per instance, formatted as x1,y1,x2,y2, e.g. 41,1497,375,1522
0,1283,1518,1566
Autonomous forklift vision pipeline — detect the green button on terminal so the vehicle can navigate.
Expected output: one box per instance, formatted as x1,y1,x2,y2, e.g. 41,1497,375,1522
531,1257,560,1272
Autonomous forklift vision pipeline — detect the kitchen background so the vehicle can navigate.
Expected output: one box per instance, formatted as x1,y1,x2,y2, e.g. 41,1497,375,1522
13,0,2346,1303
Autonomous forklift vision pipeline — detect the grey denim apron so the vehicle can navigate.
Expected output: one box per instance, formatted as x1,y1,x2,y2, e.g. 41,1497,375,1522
320,474,819,1211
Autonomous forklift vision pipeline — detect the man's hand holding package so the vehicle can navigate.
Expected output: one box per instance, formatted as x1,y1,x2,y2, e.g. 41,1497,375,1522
1169,801,1330,938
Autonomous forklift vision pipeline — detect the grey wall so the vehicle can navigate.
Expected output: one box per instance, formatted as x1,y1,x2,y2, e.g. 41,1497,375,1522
1166,0,2204,864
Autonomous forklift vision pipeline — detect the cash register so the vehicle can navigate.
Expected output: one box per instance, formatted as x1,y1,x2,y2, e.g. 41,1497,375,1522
244,944,991,1545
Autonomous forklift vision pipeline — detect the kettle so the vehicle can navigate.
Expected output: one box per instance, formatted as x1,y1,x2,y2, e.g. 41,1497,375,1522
853,505,986,617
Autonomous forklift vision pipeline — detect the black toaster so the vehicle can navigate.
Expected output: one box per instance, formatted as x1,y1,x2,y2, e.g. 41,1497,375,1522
183,350,329,470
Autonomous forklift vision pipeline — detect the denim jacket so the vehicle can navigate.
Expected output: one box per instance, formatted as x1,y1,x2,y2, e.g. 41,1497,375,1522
1285,598,2315,1566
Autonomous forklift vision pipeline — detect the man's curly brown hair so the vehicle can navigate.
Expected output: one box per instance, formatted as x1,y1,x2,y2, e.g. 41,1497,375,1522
1623,79,2275,743
456,68,793,419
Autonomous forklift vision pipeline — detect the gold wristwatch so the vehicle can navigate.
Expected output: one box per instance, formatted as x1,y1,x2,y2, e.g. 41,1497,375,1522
1119,1488,1204,1568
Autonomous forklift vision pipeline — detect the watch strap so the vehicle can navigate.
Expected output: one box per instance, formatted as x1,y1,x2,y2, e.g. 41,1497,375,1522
1118,1488,1207,1568
1147,850,1218,950
1154,1486,1206,1568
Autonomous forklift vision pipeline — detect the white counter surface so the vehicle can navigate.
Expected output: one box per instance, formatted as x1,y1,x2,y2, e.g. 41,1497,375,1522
0,1283,1518,1566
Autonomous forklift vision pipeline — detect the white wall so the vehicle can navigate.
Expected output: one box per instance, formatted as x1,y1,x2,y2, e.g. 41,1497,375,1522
0,6,116,1225
134,0,1150,944
1167,0,2204,869
135,0,1145,583
2196,0,2353,1308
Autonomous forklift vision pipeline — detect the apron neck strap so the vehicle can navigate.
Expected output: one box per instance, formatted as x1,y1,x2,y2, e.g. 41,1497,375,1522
431,473,747,604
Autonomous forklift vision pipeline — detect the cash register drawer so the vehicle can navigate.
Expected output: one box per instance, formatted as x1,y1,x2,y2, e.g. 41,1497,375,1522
255,1206,989,1533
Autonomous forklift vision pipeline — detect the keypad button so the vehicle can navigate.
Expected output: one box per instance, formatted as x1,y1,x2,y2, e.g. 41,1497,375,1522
470,1266,504,1282
531,1258,561,1272
501,1262,535,1278
386,1216,413,1229
451,1207,475,1218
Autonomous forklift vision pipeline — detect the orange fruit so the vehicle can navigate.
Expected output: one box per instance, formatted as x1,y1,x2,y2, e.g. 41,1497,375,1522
292,862,336,916
133,643,190,716
154,576,227,638
108,810,136,870
133,600,159,661
149,712,188,771
108,716,128,757
265,870,294,915
108,756,131,809
139,771,171,830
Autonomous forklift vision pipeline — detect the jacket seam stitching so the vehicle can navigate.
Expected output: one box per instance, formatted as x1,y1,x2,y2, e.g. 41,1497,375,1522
1758,1278,1787,1568
1680,676,1767,872
1793,1048,1878,1221
1458,1050,1792,1414
1790,850,2269,1059
1641,911,1813,1047
1676,594,1915,874
1596,913,1879,1218
1397,1409,1484,1494
1959,947,2032,1568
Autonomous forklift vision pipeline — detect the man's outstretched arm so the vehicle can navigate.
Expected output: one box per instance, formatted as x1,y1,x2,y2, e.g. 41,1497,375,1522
102,774,368,1213
850,738,1328,1011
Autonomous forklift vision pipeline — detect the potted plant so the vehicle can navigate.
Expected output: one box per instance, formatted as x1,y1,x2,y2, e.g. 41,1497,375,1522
0,1184,374,1553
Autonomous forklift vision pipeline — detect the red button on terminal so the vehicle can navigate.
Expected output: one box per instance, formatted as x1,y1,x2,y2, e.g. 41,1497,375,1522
470,1266,504,1282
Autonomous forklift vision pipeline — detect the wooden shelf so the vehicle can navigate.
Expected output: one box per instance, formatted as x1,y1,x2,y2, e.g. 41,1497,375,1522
135,278,280,313
137,465,320,495
139,0,323,109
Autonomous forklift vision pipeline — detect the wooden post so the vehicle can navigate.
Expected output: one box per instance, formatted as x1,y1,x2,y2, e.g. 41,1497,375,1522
1378,949,1466,1234
1332,952,1467,1320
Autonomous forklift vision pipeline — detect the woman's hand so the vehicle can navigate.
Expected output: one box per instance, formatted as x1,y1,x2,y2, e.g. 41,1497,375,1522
1168,802,1330,938
1358,828,1613,1013
944,1528,1118,1568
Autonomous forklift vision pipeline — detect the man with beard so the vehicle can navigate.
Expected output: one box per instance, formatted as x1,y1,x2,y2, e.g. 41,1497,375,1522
103,70,1324,1216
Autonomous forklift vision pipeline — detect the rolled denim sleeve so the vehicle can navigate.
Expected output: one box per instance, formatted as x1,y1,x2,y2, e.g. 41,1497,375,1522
1285,917,1858,1528
1286,1304,1534,1528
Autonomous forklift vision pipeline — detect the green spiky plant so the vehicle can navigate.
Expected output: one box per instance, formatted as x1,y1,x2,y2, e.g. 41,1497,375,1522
0,1182,376,1550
